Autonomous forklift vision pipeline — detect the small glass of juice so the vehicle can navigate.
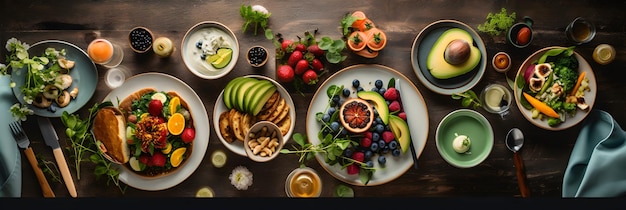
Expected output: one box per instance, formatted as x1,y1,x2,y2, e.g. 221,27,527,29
565,17,596,45
88,38,124,68
285,167,322,198
480,83,512,119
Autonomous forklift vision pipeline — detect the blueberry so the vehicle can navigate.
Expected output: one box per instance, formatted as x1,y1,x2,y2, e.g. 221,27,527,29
392,148,401,157
343,88,351,97
352,79,360,88
378,87,386,96
378,156,387,165
375,117,383,125
375,79,383,88
332,95,340,104
378,140,386,149
196,40,203,49
330,121,340,132
373,109,379,116
340,128,348,136
343,147,354,157
371,87,379,93
381,147,390,154
365,160,374,168
372,132,380,141
357,87,364,92
370,142,379,152
328,107,336,115
322,113,331,122
389,141,398,150
200,54,207,60
338,98,345,106
364,150,373,159
375,124,385,134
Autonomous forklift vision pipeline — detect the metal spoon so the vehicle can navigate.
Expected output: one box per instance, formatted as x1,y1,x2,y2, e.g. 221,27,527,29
505,128,531,197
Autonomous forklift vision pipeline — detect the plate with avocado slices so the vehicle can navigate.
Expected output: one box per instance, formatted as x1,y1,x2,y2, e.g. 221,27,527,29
305,64,429,186
410,20,487,95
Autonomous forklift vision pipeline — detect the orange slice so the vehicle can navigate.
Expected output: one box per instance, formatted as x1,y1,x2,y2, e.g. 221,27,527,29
366,28,387,51
169,96,180,115
170,147,186,168
347,31,368,52
167,113,185,135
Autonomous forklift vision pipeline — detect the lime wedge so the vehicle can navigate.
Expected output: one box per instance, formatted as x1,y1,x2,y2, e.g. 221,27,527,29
196,187,214,198
211,150,227,168
211,48,233,69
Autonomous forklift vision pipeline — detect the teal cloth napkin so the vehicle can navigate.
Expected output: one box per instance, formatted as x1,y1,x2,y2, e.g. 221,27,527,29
563,109,626,197
0,75,22,197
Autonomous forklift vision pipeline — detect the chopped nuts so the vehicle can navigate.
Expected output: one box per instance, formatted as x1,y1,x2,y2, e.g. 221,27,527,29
247,125,281,158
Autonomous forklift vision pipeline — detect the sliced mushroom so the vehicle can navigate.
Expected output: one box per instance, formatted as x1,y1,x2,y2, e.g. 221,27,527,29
58,58,75,70
33,93,53,108
69,87,79,99
54,74,73,90
56,90,71,108
534,63,552,79
43,84,60,99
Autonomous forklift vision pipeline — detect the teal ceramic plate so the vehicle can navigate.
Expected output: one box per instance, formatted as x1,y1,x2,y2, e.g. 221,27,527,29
436,109,493,168
11,40,98,117
306,64,429,186
410,20,487,95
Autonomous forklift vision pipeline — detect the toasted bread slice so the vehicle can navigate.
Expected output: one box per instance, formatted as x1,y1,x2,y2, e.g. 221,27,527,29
92,107,130,164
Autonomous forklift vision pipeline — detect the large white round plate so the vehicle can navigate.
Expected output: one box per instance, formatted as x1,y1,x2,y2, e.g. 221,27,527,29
102,73,209,191
514,46,597,131
410,20,487,95
306,64,429,186
181,21,239,80
213,75,295,156
11,40,98,117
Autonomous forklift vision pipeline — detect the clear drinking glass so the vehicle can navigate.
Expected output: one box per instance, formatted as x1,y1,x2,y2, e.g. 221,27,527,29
480,83,512,119
104,66,128,89
285,167,322,198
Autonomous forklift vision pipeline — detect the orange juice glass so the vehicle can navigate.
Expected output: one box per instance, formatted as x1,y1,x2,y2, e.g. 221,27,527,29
88,38,123,68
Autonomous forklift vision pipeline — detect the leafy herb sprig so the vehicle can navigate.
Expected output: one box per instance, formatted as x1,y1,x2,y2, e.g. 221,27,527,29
240,4,272,37
451,90,482,109
61,101,126,193
477,8,516,37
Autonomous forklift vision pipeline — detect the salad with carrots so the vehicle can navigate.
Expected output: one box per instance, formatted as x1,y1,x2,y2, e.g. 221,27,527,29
516,47,591,127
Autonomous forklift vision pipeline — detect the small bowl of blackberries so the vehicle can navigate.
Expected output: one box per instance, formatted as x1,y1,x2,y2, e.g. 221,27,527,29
247,45,268,67
129,26,154,53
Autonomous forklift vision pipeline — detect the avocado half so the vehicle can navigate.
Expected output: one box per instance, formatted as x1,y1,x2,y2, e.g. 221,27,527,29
427,28,481,79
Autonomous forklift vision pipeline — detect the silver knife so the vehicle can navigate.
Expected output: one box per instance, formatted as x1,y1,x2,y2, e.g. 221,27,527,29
395,78,419,170
37,116,77,197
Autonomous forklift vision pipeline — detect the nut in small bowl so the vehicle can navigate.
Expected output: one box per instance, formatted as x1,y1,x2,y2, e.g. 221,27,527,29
244,121,284,162
129,26,154,53
247,45,268,67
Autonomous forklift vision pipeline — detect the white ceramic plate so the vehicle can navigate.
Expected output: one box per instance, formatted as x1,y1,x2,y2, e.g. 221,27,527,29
306,64,429,186
513,46,597,131
213,75,295,156
102,73,209,191
181,21,239,80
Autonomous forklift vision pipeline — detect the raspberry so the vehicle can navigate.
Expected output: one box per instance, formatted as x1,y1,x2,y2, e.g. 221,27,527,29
388,100,401,112
347,163,360,175
360,137,372,148
364,131,373,140
139,154,151,166
383,87,398,101
352,151,365,163
382,131,395,143
398,112,407,121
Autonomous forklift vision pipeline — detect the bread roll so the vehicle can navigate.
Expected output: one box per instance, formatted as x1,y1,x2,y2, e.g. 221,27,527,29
93,107,130,164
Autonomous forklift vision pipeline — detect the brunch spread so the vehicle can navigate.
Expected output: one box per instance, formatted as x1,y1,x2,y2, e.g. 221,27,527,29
342,11,387,58
93,88,196,177
516,47,591,127
218,76,291,144
427,28,481,79
312,78,411,184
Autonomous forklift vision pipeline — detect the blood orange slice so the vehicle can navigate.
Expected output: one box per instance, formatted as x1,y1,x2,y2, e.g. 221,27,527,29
339,98,374,133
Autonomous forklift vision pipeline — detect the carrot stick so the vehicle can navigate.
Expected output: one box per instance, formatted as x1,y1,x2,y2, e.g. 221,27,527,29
569,71,586,96
523,92,560,118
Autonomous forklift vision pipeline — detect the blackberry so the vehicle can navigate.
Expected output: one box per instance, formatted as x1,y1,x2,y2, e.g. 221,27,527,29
129,27,153,53
247,46,267,67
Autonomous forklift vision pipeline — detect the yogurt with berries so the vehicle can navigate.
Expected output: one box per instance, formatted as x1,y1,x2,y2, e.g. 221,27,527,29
182,22,238,79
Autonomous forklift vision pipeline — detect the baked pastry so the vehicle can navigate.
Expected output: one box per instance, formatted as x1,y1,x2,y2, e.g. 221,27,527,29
92,106,130,164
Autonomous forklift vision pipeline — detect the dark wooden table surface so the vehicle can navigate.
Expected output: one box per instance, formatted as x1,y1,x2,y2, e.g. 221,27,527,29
2,0,625,198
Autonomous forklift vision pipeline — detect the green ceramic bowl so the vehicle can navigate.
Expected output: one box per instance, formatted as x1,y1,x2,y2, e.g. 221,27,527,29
436,109,493,168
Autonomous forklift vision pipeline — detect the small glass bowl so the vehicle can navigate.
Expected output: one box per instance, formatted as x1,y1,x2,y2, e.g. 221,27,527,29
480,83,512,119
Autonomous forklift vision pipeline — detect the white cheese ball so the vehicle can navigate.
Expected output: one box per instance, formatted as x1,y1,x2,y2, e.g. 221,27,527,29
452,134,471,153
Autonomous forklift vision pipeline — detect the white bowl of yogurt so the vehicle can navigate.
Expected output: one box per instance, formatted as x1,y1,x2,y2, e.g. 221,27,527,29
181,21,239,80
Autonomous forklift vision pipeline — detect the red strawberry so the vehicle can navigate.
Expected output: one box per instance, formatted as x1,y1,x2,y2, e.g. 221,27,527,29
181,128,195,143
383,87,398,101
281,39,294,52
302,69,318,85
277,65,295,83
294,43,306,52
347,163,359,175
398,112,407,121
148,100,163,116
382,131,395,143
150,152,166,167
287,50,303,67
307,44,325,57
311,58,324,72
388,100,401,112
139,154,151,166
294,59,309,75
360,137,372,148
352,151,365,163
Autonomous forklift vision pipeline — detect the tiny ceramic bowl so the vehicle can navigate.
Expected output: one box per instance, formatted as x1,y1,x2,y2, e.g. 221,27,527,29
435,109,494,168
244,121,285,162
492,52,511,73
247,45,269,67
128,26,154,53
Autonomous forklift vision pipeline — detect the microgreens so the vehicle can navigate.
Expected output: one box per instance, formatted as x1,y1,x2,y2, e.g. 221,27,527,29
240,4,271,36
477,8,516,37
451,90,482,109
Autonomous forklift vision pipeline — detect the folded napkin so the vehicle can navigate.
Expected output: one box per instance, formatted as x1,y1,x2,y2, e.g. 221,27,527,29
0,75,21,197
563,109,626,197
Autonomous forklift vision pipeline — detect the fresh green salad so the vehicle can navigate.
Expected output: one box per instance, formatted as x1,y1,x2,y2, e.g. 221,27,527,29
516,47,591,127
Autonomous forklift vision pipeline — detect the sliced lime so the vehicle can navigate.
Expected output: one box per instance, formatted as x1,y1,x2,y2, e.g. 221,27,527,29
211,150,227,168
196,187,214,198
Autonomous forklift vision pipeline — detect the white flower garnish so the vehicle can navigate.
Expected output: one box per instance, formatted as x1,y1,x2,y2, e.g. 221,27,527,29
229,165,253,190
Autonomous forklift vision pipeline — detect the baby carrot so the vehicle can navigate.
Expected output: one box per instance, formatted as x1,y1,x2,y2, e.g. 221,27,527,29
569,71,586,96
523,92,560,118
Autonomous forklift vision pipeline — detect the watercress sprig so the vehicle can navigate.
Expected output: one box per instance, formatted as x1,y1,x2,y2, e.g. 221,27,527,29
240,4,271,36
451,90,482,109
